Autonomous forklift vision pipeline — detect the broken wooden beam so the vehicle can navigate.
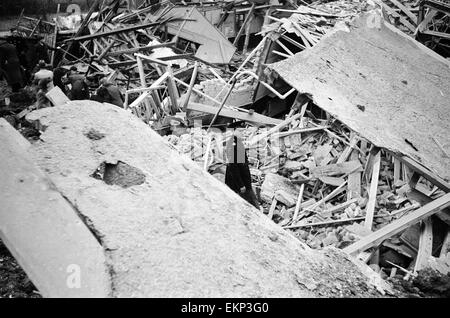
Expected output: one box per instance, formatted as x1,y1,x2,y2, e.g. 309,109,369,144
233,3,256,47
272,126,329,139
406,188,450,226
207,80,238,131
343,193,450,255
310,160,363,178
65,19,183,43
292,183,305,222
182,62,199,112
248,112,303,146
347,149,362,200
399,156,450,192
381,2,416,32
413,217,433,274
186,102,282,126
284,214,386,229
386,0,418,24
364,150,381,231
107,42,176,57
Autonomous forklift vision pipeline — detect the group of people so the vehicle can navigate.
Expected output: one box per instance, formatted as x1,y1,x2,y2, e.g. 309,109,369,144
0,37,124,109
0,37,52,92
31,63,125,109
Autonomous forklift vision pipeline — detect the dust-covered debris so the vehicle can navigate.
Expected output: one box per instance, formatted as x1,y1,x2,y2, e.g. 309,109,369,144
0,0,448,298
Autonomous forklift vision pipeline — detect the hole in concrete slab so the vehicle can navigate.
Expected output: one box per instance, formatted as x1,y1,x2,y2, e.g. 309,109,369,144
84,128,105,140
91,161,146,188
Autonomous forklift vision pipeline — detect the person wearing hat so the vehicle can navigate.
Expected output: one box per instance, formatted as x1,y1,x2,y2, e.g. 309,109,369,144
0,39,24,92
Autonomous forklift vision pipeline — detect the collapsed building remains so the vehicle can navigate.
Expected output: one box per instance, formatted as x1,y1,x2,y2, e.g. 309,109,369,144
0,0,449,298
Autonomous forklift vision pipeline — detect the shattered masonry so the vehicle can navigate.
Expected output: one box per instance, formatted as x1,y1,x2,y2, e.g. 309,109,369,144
0,0,449,298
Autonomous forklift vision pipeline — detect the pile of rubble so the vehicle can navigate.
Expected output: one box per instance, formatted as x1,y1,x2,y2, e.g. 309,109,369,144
166,98,449,276
1,0,449,297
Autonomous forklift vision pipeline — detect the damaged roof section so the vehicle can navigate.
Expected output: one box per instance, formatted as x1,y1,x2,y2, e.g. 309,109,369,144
269,10,450,182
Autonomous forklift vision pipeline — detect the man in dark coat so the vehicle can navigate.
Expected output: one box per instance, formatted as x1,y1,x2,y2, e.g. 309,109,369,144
69,77,90,100
53,67,69,95
65,66,90,100
0,39,24,92
97,78,124,107
225,129,260,209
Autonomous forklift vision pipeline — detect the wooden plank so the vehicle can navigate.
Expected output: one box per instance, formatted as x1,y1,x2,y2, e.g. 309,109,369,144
242,13,254,55
50,4,60,66
319,176,345,187
45,86,70,106
284,214,386,229
399,155,450,192
0,119,109,297
407,188,450,226
280,34,306,50
107,42,176,57
310,160,363,178
272,126,329,139
186,102,282,126
416,9,437,33
381,3,416,32
413,218,433,274
440,229,450,258
166,68,180,115
207,80,237,131
343,193,450,255
337,137,357,164
365,151,381,231
247,112,302,145
307,181,347,212
97,41,116,61
181,62,199,111
393,158,401,184
347,149,362,199
322,198,359,215
233,3,256,47
268,197,277,220
386,0,418,24
421,30,450,40
65,19,179,42
275,39,295,56
292,183,305,222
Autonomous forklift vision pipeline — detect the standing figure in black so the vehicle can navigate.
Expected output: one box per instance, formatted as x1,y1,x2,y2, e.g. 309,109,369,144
225,129,260,209
0,39,24,92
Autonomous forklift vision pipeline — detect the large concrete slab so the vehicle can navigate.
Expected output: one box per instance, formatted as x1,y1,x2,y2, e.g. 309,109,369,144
270,11,450,182
0,119,110,298
25,101,390,297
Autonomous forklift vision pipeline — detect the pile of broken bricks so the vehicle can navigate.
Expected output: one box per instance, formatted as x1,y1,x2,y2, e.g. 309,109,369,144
166,96,450,281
